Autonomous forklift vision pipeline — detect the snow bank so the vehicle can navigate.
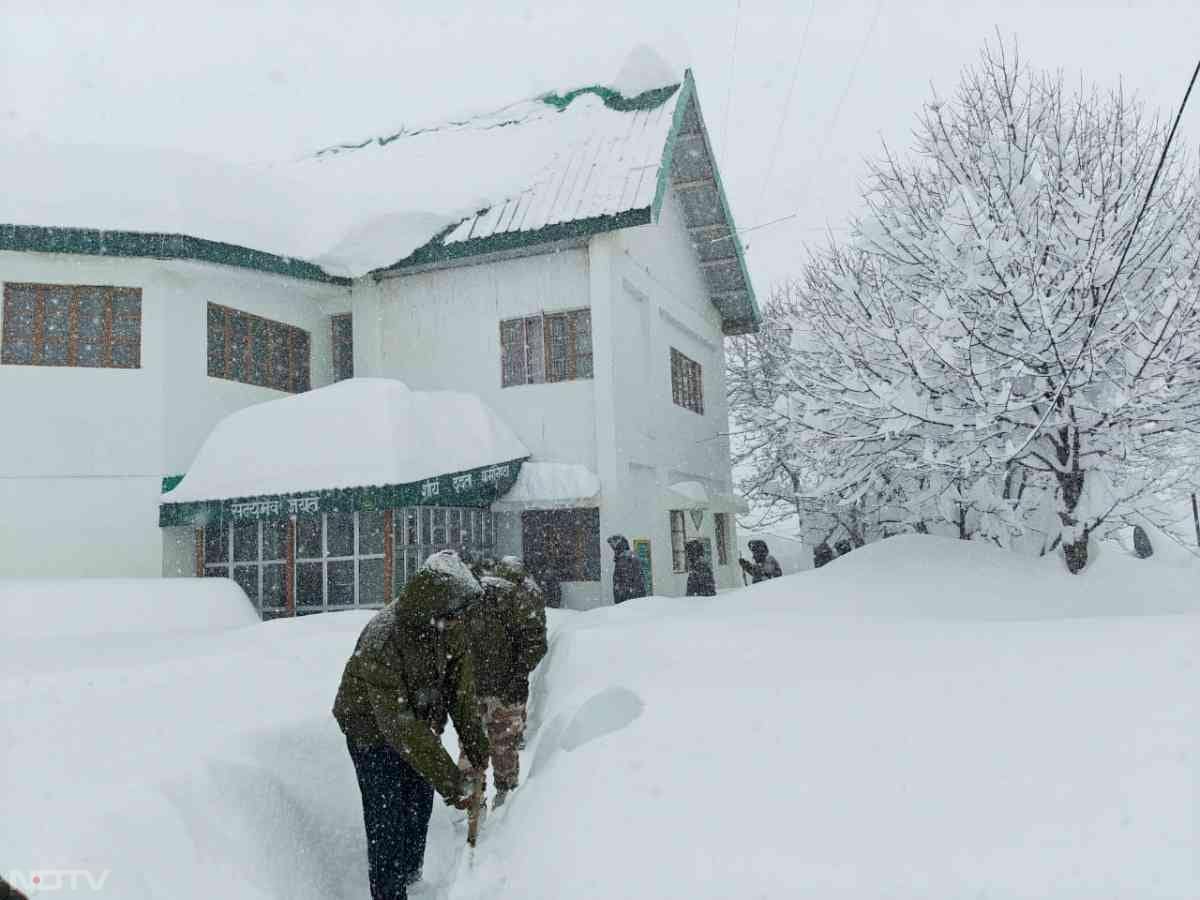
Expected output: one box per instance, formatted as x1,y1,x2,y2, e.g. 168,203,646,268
163,378,528,503
1,576,256,640
5,537,1195,898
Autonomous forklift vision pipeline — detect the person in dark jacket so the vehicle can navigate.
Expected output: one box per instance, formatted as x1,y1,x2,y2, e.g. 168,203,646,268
607,534,646,604
739,539,783,583
333,550,490,900
458,555,548,808
685,539,717,596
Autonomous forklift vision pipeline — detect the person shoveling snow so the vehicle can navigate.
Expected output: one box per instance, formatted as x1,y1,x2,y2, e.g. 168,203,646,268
333,550,490,899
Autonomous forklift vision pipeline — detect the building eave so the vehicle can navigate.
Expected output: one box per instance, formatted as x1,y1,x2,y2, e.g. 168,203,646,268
0,223,352,286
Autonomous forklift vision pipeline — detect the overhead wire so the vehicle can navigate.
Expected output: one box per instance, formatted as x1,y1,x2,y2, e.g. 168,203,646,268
719,0,744,158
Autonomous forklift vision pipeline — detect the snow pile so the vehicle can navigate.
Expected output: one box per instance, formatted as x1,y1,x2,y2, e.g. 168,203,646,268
163,378,528,503
4,536,1195,898
1,64,685,278
497,461,601,505
1,577,256,640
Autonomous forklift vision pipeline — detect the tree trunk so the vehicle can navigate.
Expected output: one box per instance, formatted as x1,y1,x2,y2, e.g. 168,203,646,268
1058,469,1089,574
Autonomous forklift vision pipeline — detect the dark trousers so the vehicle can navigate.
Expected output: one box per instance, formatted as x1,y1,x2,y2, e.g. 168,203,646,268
347,737,435,900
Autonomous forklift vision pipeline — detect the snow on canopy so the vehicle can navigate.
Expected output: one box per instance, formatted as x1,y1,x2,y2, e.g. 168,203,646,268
498,461,602,505
162,378,528,504
0,59,686,278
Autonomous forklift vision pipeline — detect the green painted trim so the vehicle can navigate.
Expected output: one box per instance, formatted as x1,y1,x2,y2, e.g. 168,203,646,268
158,457,528,527
0,224,351,286
374,208,652,275
651,70,696,223
541,82,680,113
678,75,761,330
161,474,186,494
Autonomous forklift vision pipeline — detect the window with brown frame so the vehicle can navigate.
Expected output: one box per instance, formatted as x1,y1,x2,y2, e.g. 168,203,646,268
500,309,592,387
669,510,688,572
331,313,353,382
670,347,704,414
1,282,141,369
207,303,310,393
520,508,601,582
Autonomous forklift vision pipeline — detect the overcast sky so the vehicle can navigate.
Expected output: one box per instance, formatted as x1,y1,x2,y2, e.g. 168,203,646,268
4,1,1198,293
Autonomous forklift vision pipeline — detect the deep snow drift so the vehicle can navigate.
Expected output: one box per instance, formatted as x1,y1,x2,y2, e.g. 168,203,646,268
3,536,1196,898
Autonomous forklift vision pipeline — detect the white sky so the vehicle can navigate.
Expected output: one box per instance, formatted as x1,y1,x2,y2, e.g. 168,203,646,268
4,0,1199,294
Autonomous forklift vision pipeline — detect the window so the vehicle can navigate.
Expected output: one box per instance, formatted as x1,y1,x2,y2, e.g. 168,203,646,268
295,511,387,614
207,303,309,393
2,282,141,368
393,506,496,590
714,513,730,566
520,508,601,582
500,309,591,386
669,510,687,572
203,519,288,618
670,348,704,414
331,313,353,382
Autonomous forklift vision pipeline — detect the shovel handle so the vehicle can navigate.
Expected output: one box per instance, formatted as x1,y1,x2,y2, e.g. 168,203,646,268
466,779,485,847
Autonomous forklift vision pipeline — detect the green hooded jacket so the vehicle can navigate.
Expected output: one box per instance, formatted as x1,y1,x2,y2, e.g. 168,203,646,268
464,561,549,703
332,569,490,799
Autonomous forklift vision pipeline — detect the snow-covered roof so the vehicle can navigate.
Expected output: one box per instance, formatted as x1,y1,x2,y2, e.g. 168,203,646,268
162,378,528,504
495,461,602,508
0,61,759,334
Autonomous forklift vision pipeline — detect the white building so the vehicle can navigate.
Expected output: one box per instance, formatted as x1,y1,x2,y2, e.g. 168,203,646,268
0,69,758,611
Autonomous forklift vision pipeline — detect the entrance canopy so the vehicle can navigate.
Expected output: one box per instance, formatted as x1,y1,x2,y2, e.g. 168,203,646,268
160,378,528,527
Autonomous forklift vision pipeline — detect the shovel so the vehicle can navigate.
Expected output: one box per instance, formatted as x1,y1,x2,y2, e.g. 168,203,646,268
465,776,486,847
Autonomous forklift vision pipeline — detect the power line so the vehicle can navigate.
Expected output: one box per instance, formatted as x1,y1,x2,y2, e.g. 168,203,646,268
719,0,744,158
756,0,818,217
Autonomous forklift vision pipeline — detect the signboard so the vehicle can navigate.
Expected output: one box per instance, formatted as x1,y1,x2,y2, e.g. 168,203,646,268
632,538,653,595
159,458,526,528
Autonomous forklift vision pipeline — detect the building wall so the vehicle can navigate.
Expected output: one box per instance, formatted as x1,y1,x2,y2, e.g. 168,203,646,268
362,247,597,470
593,185,741,596
0,250,346,576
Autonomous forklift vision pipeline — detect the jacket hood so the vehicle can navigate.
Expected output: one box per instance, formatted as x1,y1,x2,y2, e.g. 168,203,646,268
607,534,630,555
398,552,483,625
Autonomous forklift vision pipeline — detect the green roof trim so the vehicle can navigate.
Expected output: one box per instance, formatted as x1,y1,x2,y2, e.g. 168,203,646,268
159,457,528,528
161,474,186,494
541,82,680,113
373,207,652,275
651,69,761,334
0,224,351,286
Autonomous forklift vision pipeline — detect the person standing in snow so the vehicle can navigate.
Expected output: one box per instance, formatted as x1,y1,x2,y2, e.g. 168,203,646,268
458,555,548,809
607,534,646,604
684,539,717,597
738,539,783,584
333,550,490,900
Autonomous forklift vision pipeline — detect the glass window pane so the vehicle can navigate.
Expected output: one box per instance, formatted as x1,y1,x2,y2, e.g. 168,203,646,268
111,341,138,369
400,509,418,546
77,337,102,368
327,559,355,606
42,339,68,366
233,520,259,562
327,511,354,557
204,522,229,564
250,318,269,386
332,314,354,382
359,557,385,606
4,285,36,333
448,508,461,546
77,288,107,338
431,508,446,545
207,305,226,377
112,315,139,339
203,565,229,579
358,510,385,555
229,313,249,382
262,519,287,561
501,320,525,386
292,330,310,393
525,317,544,384
546,315,569,381
405,549,420,586
296,562,323,608
44,288,70,338
481,512,492,548
420,508,431,545
233,564,260,606
3,338,33,364
262,563,286,609
269,323,290,391
296,516,323,558
112,289,140,319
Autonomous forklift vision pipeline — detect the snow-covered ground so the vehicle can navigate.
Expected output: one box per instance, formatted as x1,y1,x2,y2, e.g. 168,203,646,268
4,536,1197,897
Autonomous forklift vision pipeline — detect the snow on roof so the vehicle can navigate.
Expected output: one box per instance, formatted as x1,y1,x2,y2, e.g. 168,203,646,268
0,76,682,279
162,378,528,504
497,461,602,506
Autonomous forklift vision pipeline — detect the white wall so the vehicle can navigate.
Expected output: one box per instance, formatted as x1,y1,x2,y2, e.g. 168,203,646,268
0,250,346,576
362,248,597,470
592,185,742,595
